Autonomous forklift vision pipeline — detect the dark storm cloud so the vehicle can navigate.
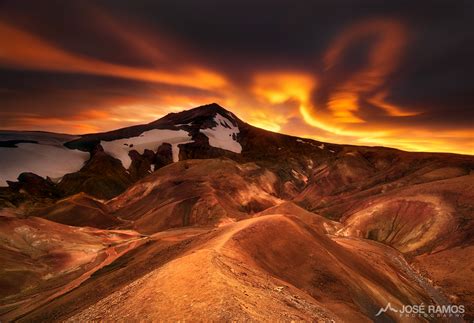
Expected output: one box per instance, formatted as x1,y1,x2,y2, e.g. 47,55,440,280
0,0,472,152
1,0,472,85
0,0,150,67
0,68,220,133
142,0,473,128
0,69,214,116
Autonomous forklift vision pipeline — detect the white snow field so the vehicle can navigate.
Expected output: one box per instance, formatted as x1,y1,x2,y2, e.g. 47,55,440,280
200,113,242,153
0,131,90,186
100,129,193,168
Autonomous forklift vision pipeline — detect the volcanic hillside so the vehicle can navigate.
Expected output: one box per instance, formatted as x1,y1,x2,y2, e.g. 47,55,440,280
0,103,473,321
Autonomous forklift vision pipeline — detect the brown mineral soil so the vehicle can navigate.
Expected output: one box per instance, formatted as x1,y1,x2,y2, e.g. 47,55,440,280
411,245,474,320
15,213,453,322
29,192,124,229
0,212,144,321
1,163,472,322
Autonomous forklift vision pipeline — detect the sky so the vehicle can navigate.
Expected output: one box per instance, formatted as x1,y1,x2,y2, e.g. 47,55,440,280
0,0,473,154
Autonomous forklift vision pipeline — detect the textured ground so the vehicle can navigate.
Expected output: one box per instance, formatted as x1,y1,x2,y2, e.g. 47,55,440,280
0,105,473,322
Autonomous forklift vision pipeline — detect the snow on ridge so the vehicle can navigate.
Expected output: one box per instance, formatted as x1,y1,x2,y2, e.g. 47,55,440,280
100,129,193,168
200,113,242,153
0,131,79,147
296,137,325,150
0,132,89,186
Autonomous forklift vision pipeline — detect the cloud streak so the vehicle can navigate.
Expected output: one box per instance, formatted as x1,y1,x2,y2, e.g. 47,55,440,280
0,21,227,90
0,0,472,155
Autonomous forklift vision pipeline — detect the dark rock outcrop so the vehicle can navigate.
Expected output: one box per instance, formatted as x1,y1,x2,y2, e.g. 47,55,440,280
7,172,60,199
58,148,133,200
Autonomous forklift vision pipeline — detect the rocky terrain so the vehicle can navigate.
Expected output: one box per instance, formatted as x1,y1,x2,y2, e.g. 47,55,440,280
0,103,472,322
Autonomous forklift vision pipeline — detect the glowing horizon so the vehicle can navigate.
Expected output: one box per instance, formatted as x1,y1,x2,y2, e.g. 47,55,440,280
0,1,472,155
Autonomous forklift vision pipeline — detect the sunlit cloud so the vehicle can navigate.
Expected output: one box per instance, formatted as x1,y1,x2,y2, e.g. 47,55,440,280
367,91,418,117
313,18,419,121
0,6,472,155
252,72,315,104
0,21,227,90
327,93,364,123
247,18,473,154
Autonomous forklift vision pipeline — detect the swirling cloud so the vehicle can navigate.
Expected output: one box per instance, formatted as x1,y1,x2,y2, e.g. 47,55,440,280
0,1,472,154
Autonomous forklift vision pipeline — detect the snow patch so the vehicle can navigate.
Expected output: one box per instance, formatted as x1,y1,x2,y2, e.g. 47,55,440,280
297,138,326,150
101,129,193,168
200,113,242,153
0,132,89,186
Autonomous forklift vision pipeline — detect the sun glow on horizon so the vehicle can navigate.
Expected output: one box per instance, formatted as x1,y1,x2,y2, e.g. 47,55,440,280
0,12,472,155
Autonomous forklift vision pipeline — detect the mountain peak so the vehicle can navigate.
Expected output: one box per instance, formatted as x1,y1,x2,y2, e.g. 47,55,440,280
153,103,242,129
186,102,230,114
196,102,228,112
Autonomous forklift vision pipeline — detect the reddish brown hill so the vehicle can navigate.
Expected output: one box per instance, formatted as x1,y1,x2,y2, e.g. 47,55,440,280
257,201,342,234
0,212,143,321
337,173,474,254
28,193,124,229
48,214,447,322
107,158,282,234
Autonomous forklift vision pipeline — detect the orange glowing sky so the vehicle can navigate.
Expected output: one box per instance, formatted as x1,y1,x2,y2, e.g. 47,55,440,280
0,1,473,155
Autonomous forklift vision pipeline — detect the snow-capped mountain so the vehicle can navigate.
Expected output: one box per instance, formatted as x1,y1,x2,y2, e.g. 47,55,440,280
98,110,242,168
0,103,337,198
0,104,244,186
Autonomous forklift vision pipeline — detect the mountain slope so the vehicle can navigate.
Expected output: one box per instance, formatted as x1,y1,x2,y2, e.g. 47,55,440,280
0,212,143,321
28,193,124,229
24,214,450,322
0,103,473,321
107,158,282,234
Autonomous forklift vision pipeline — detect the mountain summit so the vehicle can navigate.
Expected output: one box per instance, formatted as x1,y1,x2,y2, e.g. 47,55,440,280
156,103,243,127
